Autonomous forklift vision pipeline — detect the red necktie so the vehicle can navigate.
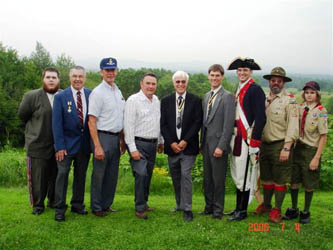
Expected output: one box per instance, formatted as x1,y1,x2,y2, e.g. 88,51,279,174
77,91,83,128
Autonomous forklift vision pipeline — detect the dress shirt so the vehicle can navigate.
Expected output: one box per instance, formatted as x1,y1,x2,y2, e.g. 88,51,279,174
88,80,125,132
46,92,56,108
70,85,87,122
206,85,222,119
175,91,187,140
124,90,163,152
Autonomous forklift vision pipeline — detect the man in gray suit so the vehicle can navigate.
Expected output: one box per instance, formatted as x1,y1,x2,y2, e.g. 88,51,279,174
18,67,61,215
199,64,235,219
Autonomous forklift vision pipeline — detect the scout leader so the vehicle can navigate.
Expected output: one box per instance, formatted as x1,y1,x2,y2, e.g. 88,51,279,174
254,67,299,223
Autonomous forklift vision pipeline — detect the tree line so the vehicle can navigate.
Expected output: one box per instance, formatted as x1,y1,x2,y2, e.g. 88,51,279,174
0,42,332,149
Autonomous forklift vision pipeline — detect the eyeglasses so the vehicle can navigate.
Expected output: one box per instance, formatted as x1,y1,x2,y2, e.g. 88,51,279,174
175,80,186,84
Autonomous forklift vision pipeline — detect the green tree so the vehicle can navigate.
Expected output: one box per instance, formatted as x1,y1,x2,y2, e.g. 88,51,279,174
55,53,75,89
30,42,53,76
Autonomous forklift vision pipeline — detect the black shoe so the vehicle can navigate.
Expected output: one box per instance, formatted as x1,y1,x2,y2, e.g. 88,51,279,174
198,210,213,215
223,210,236,216
299,211,311,224
55,213,65,222
184,211,193,222
282,207,299,220
212,214,222,220
170,208,182,213
32,207,44,215
71,207,88,215
229,210,247,221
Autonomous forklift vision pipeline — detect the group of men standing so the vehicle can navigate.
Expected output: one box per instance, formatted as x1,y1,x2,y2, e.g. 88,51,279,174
19,56,305,223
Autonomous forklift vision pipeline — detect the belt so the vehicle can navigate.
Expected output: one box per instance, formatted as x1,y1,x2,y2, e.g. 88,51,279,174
262,139,284,145
98,130,120,136
135,137,157,143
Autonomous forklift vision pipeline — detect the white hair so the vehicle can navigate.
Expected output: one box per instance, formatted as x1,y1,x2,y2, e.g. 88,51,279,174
172,70,189,82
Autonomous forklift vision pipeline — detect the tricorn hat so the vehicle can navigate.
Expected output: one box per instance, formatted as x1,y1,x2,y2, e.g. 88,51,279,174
263,67,292,82
227,57,261,70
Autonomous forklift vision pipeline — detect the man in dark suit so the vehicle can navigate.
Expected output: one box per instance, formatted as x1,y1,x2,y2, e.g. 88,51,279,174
161,71,202,222
18,67,60,215
52,66,91,222
199,64,235,219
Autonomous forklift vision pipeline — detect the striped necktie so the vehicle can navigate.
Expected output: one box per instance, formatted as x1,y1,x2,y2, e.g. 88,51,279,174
77,91,83,128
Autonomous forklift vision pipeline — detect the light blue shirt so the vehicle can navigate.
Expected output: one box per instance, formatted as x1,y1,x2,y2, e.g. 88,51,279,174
88,80,125,132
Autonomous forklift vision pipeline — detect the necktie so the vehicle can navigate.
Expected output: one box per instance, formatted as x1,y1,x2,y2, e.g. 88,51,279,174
207,91,214,118
77,91,83,128
176,96,183,129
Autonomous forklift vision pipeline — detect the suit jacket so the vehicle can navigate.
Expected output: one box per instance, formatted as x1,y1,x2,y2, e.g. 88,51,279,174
52,87,91,155
201,86,235,153
18,88,59,159
161,92,202,156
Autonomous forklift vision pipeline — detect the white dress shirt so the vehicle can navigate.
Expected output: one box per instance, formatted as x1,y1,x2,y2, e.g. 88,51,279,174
70,85,87,122
175,91,187,140
88,80,125,132
124,90,163,152
206,84,222,118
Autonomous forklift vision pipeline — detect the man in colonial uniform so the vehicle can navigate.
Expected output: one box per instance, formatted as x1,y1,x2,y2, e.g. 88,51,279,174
226,58,266,221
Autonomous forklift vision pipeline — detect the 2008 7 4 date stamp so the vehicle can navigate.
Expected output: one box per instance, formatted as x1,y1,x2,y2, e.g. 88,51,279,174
248,222,301,232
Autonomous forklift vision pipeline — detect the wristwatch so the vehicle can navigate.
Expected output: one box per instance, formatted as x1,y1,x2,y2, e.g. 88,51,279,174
283,147,290,152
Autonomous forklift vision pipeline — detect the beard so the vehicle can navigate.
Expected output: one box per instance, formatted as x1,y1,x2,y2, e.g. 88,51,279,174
43,82,60,94
270,86,282,95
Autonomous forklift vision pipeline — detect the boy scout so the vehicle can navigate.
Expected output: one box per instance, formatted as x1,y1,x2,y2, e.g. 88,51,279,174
254,67,299,223
283,81,328,224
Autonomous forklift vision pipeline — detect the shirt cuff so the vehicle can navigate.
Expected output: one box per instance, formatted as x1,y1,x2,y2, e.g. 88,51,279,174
128,143,137,153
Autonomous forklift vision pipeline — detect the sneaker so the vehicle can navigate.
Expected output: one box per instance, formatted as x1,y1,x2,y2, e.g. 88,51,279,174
254,203,272,215
269,208,282,223
282,207,299,220
299,211,311,224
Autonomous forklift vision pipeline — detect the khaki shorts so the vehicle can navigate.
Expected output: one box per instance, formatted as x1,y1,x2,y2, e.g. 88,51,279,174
260,140,293,185
291,142,320,189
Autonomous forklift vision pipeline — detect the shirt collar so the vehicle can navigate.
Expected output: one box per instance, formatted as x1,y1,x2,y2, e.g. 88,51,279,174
211,85,222,94
176,91,187,100
138,90,157,102
71,85,83,95
102,80,118,90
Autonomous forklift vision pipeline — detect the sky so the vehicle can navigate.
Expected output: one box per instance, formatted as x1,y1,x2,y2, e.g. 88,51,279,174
0,0,332,74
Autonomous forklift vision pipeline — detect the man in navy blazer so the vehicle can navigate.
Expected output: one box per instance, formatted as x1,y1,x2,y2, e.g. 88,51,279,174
161,70,202,222
52,66,91,222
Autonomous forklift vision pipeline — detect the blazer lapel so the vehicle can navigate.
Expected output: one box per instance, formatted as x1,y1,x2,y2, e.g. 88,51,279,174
40,89,52,110
207,87,224,124
66,88,80,125
83,88,89,126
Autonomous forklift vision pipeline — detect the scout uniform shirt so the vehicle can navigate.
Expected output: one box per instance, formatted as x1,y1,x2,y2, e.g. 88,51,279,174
299,103,328,147
262,89,299,143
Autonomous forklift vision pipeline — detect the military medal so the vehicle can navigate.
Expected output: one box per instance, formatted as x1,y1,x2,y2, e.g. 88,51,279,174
67,101,72,113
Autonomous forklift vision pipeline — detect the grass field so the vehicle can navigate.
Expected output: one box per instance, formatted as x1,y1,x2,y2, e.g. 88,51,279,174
0,188,332,250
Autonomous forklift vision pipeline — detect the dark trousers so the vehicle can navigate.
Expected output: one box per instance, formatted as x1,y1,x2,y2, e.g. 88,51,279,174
54,149,90,215
130,140,157,212
91,133,120,211
29,156,58,209
202,142,228,216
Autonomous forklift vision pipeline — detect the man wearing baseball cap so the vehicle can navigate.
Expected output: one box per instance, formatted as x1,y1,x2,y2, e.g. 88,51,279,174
88,57,126,217
254,67,299,223
225,58,266,221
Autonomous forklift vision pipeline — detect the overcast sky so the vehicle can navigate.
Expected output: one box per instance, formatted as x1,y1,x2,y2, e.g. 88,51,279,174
0,0,332,74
